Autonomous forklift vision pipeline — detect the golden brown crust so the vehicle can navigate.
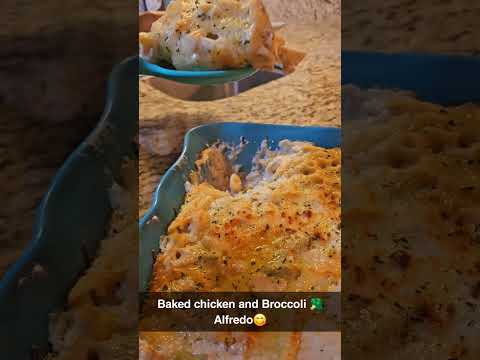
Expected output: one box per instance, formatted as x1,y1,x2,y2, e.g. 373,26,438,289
248,0,275,69
277,43,307,73
247,0,305,73
150,142,341,293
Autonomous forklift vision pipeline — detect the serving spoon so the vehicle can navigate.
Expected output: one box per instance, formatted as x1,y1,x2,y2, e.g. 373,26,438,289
139,58,258,85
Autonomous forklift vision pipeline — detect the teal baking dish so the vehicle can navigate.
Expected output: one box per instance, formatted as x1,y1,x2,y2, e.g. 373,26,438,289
139,123,341,291
0,57,138,358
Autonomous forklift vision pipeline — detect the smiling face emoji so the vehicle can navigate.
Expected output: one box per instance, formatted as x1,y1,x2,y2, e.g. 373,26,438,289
253,313,267,327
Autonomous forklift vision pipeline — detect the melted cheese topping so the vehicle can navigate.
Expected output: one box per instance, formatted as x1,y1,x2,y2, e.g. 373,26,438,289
150,140,341,292
139,0,305,72
342,86,480,358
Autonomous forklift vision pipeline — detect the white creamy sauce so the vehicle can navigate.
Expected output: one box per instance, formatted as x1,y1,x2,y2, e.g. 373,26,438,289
245,139,315,188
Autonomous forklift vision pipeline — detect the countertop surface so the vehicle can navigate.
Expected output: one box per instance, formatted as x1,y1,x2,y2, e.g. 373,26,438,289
342,0,480,55
139,20,341,215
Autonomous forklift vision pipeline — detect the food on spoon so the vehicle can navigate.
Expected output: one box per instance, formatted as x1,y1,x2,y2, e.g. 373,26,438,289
139,0,305,72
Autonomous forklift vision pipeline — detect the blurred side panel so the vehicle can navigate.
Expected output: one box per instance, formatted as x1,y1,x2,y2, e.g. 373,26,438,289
342,1,480,359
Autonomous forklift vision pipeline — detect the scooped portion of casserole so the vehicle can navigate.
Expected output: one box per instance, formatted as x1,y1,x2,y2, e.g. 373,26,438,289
139,0,305,72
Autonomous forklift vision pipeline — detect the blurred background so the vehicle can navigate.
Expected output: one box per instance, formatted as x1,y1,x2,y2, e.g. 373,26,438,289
0,1,137,275
343,0,480,55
